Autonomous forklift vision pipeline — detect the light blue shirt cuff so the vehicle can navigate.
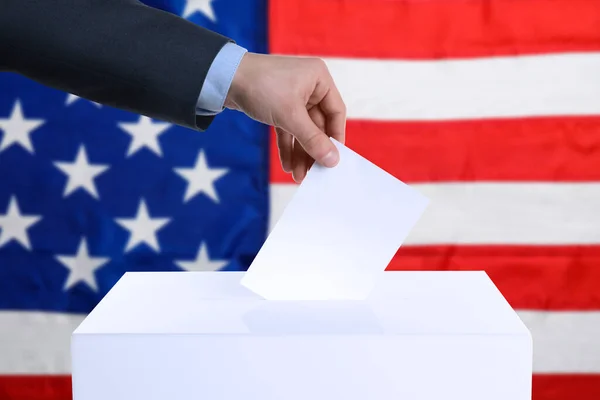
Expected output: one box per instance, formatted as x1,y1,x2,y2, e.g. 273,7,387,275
196,42,248,116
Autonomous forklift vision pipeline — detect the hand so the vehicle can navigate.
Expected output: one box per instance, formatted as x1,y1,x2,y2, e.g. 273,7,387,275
224,52,347,183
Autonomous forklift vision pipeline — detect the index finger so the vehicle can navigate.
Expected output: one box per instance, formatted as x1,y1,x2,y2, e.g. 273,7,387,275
318,79,346,145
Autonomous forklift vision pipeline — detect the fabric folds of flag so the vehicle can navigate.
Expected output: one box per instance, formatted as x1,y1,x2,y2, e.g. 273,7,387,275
1,1,600,400
0,0,268,399
268,0,600,399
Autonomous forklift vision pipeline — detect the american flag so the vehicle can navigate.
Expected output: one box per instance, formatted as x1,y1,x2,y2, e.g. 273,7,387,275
1,0,599,399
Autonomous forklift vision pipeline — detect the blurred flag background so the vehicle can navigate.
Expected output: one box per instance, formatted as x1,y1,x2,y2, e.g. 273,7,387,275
1,0,600,399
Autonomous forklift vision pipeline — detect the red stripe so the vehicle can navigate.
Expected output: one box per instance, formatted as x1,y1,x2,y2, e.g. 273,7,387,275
0,374,598,400
269,117,600,183
0,376,71,400
533,374,600,400
388,245,600,310
269,0,600,59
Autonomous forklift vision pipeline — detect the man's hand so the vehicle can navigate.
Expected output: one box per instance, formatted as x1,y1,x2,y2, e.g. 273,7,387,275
224,53,346,183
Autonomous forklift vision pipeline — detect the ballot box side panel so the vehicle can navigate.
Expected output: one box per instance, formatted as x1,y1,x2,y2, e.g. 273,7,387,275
71,333,532,400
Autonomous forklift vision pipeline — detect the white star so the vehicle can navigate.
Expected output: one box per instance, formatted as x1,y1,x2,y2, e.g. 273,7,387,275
175,242,228,271
0,100,45,153
174,150,229,203
55,238,109,292
182,0,216,21
115,199,171,252
0,196,42,250
54,145,110,199
65,94,102,108
117,116,171,157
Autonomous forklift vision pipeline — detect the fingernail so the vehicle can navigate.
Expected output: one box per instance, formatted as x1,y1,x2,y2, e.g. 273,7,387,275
321,150,339,167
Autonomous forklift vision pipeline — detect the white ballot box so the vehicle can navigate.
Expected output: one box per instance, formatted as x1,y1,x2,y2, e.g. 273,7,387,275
71,271,532,400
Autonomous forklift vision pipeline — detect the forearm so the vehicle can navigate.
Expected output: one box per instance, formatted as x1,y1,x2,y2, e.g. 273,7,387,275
0,0,231,130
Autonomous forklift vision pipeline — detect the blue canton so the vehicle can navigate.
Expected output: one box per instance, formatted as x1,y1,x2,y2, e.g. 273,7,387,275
0,0,269,314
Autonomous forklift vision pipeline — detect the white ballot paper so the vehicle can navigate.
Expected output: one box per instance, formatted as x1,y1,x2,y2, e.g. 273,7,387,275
241,138,430,300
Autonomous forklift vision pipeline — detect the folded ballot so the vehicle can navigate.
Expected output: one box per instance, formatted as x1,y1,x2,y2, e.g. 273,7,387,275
241,138,430,300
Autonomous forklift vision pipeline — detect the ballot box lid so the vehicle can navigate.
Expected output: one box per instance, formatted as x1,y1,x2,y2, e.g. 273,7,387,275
73,271,529,337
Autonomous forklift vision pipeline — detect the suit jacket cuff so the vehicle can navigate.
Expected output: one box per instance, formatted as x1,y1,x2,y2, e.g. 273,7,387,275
196,42,248,116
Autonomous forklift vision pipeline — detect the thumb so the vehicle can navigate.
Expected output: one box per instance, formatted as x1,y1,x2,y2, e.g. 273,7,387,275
286,107,340,168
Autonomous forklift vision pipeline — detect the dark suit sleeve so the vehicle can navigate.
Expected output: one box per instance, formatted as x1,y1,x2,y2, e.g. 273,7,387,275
0,0,232,131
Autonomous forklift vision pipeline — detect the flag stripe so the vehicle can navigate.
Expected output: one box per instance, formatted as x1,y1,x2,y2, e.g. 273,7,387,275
270,0,600,59
0,311,84,374
410,182,600,245
272,183,600,310
532,375,600,400
269,117,600,184
0,376,71,400
0,374,600,400
309,53,600,122
2,374,599,400
391,245,600,310
2,310,599,373
519,311,600,373
270,183,600,245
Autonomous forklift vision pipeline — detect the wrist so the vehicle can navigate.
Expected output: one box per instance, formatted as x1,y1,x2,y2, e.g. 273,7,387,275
224,51,253,111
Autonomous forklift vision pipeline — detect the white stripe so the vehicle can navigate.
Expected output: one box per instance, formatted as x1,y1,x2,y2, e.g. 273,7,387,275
518,311,600,373
1,310,599,374
270,182,600,244
318,52,600,121
0,311,84,374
